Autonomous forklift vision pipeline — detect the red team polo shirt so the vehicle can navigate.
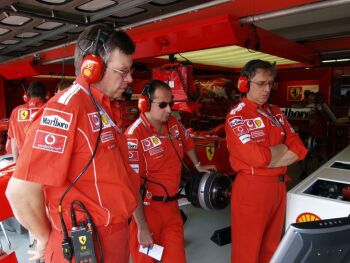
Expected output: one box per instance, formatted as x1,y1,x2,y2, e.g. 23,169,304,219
125,114,195,197
8,97,45,154
13,77,139,230
225,97,308,176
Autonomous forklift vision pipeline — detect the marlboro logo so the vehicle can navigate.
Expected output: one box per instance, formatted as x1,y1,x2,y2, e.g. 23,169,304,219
40,108,72,130
281,108,310,119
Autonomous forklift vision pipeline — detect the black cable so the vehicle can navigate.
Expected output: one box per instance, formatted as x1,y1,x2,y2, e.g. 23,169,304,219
165,122,194,198
175,65,192,100
177,53,192,64
140,176,170,197
166,122,191,173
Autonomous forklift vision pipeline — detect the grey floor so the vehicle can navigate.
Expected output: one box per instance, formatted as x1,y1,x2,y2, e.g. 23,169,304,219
0,160,320,263
0,205,231,263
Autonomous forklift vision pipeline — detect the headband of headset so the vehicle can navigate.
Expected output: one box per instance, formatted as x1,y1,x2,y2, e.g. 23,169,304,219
80,28,109,84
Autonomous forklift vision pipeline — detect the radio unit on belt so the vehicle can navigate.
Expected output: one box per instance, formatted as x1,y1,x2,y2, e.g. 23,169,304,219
61,200,101,263
70,222,97,263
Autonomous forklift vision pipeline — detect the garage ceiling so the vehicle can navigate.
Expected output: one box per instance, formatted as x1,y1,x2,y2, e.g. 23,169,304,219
0,0,349,70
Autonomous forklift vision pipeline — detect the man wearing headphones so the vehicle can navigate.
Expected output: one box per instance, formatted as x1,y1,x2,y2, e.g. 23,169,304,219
126,80,216,263
7,81,47,161
225,60,307,263
6,24,139,263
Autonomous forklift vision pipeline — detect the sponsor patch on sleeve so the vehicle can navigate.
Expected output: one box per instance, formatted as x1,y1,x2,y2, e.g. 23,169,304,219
128,151,139,162
33,130,67,153
40,108,73,131
229,102,245,115
228,116,243,127
141,136,162,151
127,139,138,150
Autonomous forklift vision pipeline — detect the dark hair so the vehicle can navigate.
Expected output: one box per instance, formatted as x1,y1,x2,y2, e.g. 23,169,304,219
27,81,46,99
56,79,73,92
142,80,171,101
241,59,276,80
74,23,135,76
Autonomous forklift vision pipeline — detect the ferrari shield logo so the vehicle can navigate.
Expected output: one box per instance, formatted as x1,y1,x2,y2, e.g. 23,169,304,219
206,144,215,161
79,235,87,245
20,109,29,120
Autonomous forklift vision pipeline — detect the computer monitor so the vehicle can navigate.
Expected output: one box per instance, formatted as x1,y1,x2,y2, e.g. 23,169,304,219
270,216,350,263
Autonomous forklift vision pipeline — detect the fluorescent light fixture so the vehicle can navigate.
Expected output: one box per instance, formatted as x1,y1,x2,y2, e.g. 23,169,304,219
337,58,350,62
158,45,298,68
322,58,350,63
33,75,75,79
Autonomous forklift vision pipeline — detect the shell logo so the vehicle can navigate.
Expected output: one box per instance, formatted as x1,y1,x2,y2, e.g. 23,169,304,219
296,212,321,223
152,137,160,144
255,119,262,127
101,114,108,125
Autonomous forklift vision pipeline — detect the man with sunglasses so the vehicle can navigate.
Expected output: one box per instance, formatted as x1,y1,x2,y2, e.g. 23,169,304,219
125,80,216,263
6,24,139,263
225,60,308,263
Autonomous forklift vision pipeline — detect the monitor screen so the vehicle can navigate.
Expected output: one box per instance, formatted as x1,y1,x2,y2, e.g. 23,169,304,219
270,216,350,263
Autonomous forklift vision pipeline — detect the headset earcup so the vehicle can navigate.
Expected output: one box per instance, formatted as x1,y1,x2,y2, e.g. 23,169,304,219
81,54,105,83
23,93,29,103
138,95,150,113
237,76,249,93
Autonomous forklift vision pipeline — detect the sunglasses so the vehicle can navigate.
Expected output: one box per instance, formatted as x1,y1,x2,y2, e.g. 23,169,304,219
152,101,174,109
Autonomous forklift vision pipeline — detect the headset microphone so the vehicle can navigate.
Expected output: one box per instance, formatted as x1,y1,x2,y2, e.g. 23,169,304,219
81,29,105,84
122,87,133,101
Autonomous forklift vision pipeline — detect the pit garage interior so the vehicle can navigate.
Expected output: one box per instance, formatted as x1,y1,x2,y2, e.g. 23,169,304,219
0,0,350,262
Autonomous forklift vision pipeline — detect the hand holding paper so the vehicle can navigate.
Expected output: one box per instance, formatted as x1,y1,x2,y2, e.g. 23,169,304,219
139,243,164,261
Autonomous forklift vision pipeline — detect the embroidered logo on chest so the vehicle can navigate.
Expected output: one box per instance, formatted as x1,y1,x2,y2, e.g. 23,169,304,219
244,117,265,131
88,112,111,132
141,136,162,151
228,116,244,127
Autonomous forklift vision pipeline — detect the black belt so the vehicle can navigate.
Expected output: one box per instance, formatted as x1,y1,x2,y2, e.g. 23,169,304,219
279,175,285,183
151,194,179,202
